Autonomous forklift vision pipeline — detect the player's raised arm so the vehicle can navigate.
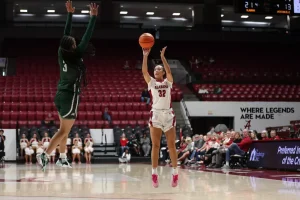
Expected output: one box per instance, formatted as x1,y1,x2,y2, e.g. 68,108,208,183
160,47,173,83
64,0,75,36
77,3,98,54
142,48,151,84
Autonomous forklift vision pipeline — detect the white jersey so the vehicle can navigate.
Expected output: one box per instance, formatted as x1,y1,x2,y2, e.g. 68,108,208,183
148,77,172,110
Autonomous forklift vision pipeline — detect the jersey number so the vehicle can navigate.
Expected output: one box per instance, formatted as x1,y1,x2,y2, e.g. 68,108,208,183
158,90,166,97
63,60,67,72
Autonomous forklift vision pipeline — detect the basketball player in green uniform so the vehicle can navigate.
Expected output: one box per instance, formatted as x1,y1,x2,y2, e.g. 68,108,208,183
37,1,98,171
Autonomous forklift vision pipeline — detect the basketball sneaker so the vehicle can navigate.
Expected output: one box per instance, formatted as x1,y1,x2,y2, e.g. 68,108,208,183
56,158,72,168
152,174,159,188
37,152,49,172
171,174,178,187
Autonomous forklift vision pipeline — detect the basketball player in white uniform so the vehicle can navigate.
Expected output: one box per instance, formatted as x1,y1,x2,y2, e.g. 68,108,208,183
142,47,178,188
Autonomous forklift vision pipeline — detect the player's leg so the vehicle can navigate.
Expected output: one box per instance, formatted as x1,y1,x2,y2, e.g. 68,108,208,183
150,126,162,188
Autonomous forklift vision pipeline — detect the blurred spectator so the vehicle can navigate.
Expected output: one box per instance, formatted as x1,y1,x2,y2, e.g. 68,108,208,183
119,149,131,163
270,130,280,140
30,133,38,153
198,87,209,94
123,60,130,70
208,131,234,168
42,132,51,149
103,107,112,124
261,130,269,140
177,137,193,165
72,140,82,164
73,133,83,148
84,133,94,164
222,130,252,169
250,131,258,140
20,133,29,157
24,143,34,164
141,88,150,105
120,133,129,155
0,130,5,161
213,85,222,94
41,113,55,127
140,133,151,157
233,131,242,143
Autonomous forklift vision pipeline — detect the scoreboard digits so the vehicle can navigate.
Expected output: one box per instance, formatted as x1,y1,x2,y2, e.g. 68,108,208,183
235,0,294,15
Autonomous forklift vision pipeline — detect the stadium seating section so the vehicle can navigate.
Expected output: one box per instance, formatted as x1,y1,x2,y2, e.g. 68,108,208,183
0,56,183,128
193,84,300,101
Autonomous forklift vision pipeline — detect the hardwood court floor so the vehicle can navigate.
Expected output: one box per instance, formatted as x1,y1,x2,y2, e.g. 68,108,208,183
0,163,300,200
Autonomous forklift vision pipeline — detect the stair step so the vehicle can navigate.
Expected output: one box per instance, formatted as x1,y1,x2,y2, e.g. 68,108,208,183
93,152,118,157
93,146,116,151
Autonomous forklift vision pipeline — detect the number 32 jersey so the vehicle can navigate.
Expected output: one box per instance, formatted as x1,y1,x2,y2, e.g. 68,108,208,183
148,77,172,110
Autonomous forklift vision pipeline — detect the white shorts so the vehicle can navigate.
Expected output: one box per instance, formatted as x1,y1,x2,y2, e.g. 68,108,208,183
149,108,176,132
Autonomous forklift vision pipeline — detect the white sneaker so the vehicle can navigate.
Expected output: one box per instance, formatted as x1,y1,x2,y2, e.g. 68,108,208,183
56,158,72,168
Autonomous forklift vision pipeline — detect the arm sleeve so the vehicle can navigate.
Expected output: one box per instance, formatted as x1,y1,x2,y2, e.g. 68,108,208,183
77,16,97,54
237,138,251,148
64,13,73,36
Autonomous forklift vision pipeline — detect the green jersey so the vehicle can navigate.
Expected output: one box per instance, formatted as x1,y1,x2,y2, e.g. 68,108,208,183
57,13,96,93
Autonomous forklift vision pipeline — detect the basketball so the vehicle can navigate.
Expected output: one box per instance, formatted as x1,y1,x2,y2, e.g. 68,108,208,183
139,33,155,49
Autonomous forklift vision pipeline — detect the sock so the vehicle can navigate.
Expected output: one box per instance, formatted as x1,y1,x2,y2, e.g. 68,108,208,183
45,152,50,159
226,161,229,166
172,168,178,175
60,153,67,159
152,168,157,174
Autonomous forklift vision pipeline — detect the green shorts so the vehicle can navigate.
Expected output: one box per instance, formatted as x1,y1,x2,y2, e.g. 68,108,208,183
54,90,80,119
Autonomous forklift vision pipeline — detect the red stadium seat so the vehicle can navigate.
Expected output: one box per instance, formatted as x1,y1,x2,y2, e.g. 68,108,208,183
3,95,11,102
133,94,140,102
10,120,17,128
119,94,126,102
2,102,11,111
11,94,19,102
78,103,85,112
137,120,145,127
10,111,18,120
36,102,44,111
134,111,142,120
2,111,10,120
88,95,96,102
44,102,52,111
96,95,103,102
126,111,134,120
108,102,117,111
87,121,96,128
101,102,109,111
18,120,28,127
119,111,126,120
19,111,27,120
85,103,94,111
93,103,101,111
117,102,124,111
140,103,147,111
103,94,111,102
103,121,110,128
86,111,95,120
142,111,149,120
1,121,10,129
96,120,104,128
11,102,19,111
34,94,42,102
112,120,120,127
111,94,119,102
120,120,129,128
78,111,87,121
124,102,132,110
132,102,140,111
94,111,103,120
129,120,136,127
27,111,36,120
110,111,119,120
126,94,133,102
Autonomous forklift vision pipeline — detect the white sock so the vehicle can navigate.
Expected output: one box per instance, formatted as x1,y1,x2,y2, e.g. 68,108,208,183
60,153,67,159
152,168,157,174
226,161,229,166
172,168,178,175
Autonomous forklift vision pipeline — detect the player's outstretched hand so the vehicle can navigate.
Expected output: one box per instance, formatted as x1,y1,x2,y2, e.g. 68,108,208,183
143,48,151,57
160,46,167,58
90,3,99,16
66,0,75,13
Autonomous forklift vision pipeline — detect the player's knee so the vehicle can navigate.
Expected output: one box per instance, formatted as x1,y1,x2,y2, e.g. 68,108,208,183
152,142,160,150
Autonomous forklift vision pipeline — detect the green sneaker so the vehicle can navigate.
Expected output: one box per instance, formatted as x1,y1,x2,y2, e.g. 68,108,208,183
56,158,72,168
37,152,49,172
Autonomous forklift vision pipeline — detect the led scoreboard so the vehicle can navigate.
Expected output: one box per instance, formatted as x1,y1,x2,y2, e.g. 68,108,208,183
235,0,293,15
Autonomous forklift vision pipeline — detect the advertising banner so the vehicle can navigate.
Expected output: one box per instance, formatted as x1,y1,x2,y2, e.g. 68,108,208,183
247,140,300,171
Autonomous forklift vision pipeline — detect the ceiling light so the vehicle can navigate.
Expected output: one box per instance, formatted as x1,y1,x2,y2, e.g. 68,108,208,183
73,14,88,18
221,14,224,17
188,7,192,10
120,11,128,15
172,13,180,16
265,16,273,19
148,17,163,20
121,5,123,8
173,18,187,21
20,9,28,13
123,16,138,19
81,10,89,14
222,20,234,23
241,15,249,18
146,12,154,15
47,10,55,13
45,14,60,17
155,6,158,9
243,21,269,25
